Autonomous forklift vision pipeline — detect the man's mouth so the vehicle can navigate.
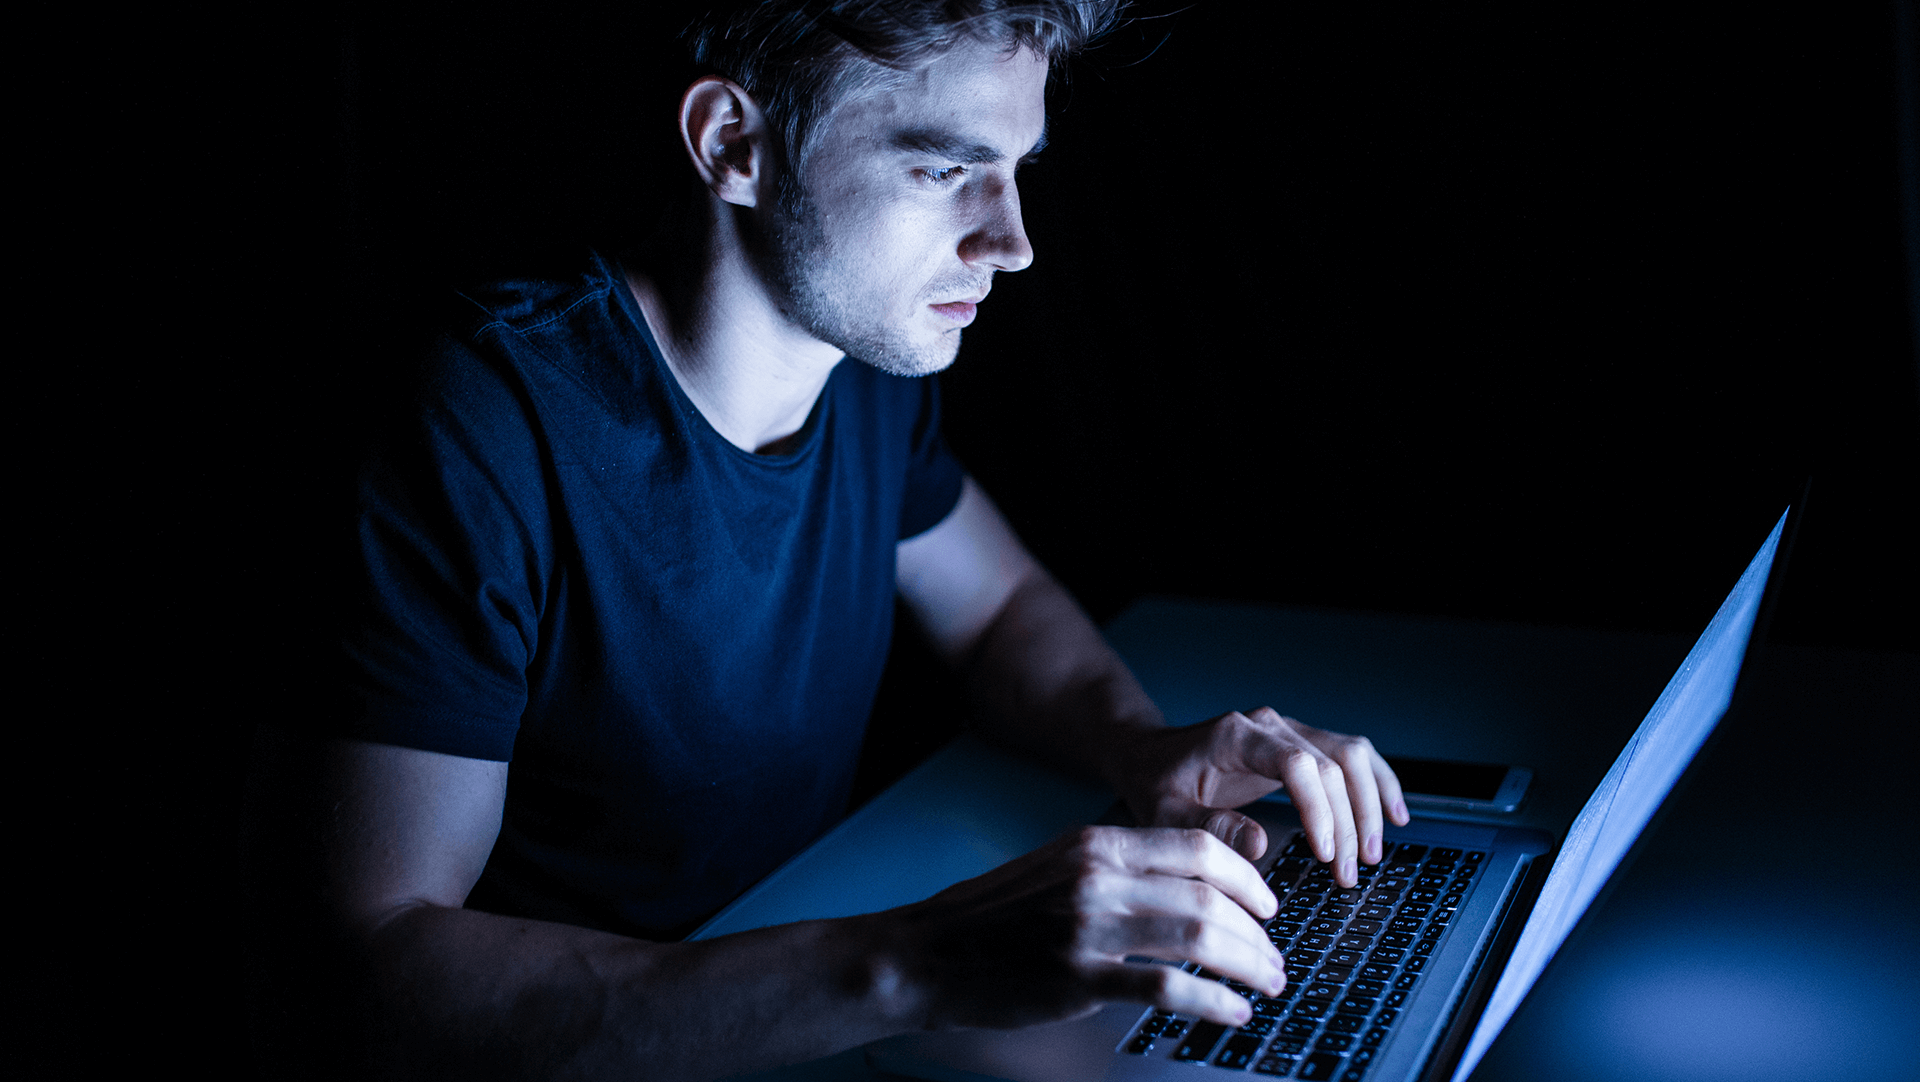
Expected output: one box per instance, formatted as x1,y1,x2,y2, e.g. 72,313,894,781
929,300,978,324
929,289,988,326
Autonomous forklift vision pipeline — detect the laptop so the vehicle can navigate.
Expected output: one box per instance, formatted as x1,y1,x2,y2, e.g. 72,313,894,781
868,506,1794,1082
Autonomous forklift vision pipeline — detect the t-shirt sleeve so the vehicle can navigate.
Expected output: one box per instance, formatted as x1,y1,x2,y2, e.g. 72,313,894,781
336,335,549,762
897,376,965,540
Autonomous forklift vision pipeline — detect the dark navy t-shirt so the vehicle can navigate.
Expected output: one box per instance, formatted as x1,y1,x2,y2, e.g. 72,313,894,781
341,251,964,940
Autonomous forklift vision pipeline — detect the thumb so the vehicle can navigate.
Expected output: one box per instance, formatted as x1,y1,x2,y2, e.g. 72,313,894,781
1157,799,1268,862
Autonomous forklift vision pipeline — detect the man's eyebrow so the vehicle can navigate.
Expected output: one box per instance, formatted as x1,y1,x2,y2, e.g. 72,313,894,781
888,120,1050,164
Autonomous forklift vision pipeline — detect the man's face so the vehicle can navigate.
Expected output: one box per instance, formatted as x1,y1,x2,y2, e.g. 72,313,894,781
761,39,1048,377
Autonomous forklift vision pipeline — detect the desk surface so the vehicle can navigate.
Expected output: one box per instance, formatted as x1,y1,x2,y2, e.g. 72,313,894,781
707,598,1917,1082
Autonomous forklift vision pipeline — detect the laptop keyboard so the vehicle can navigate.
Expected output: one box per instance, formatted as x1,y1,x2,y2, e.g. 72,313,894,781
1120,837,1485,1079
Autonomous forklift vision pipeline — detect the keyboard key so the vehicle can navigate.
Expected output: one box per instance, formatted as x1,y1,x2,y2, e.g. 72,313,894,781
1384,990,1408,1008
1291,998,1334,1019
1280,1018,1320,1038
1414,874,1450,890
1397,902,1432,918
1395,973,1420,990
1388,917,1424,934
1337,936,1377,953
1309,920,1345,937
1403,956,1427,973
1394,844,1428,862
1429,908,1453,925
1315,1032,1355,1051
1431,848,1461,862
1253,997,1288,1018
1454,864,1477,879
1239,1017,1278,1038
1254,1056,1296,1076
1303,983,1343,1001
1319,904,1356,922
1291,949,1325,968
1325,1014,1364,1034
1332,888,1367,905
1298,934,1336,951
1297,1053,1346,1081
1413,939,1437,956
1363,1026,1389,1046
1374,1008,1398,1027
1216,1033,1264,1070
1350,979,1386,997
1356,904,1393,921
1346,920,1384,937
1173,1022,1227,1062
1341,1065,1372,1082
1464,850,1485,863
1272,857,1311,880
1380,933,1415,948
1272,1037,1310,1055
1337,997,1377,1016
1315,965,1354,985
1369,947,1405,965
1125,1033,1156,1054
1407,890,1440,904
1326,949,1366,968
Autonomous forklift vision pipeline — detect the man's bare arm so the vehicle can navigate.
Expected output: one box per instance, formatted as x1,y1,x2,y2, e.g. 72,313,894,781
315,738,1284,1081
896,478,1409,885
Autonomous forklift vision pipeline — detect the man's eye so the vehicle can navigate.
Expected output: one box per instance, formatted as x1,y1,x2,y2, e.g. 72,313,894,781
920,165,966,185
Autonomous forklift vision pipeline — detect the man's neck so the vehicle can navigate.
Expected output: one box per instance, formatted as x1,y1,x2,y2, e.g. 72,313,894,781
625,231,844,456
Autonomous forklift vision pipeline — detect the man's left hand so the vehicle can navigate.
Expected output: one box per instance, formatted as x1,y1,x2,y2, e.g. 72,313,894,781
1117,708,1409,888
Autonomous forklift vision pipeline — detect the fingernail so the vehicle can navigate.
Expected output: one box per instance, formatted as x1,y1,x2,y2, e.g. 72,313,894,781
1340,858,1357,884
1366,832,1382,864
1396,800,1409,822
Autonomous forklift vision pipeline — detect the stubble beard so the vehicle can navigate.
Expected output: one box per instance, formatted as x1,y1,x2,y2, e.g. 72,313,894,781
761,172,969,379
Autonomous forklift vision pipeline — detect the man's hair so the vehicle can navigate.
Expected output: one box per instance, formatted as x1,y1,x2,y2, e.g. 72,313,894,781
683,1,1123,175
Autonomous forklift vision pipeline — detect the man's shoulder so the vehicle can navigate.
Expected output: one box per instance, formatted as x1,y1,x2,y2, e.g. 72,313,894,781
418,249,664,426
444,248,630,344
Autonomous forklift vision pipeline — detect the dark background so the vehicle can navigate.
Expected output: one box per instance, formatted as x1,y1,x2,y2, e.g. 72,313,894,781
35,0,1914,1077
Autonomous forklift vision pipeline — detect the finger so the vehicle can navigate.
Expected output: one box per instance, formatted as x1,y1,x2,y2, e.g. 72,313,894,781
1330,739,1385,865
1315,754,1361,887
1091,961,1254,1027
1111,827,1277,921
1088,873,1286,993
1201,807,1268,864
1374,754,1409,827
1276,746,1337,865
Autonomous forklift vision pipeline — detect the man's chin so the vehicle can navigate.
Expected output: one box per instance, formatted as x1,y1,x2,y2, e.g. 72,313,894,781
851,337,962,378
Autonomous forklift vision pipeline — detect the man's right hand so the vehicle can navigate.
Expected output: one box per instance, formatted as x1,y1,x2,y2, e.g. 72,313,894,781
883,825,1286,1031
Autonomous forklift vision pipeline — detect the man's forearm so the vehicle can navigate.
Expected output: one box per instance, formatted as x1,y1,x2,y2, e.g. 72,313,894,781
961,569,1167,795
350,903,921,1082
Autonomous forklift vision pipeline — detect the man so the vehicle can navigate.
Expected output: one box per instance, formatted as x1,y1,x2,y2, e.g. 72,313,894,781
318,3,1407,1078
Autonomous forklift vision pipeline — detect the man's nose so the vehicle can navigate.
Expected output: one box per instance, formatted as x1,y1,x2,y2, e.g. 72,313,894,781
960,178,1034,273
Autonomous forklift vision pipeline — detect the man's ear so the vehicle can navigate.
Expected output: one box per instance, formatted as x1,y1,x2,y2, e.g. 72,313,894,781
679,76,772,208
